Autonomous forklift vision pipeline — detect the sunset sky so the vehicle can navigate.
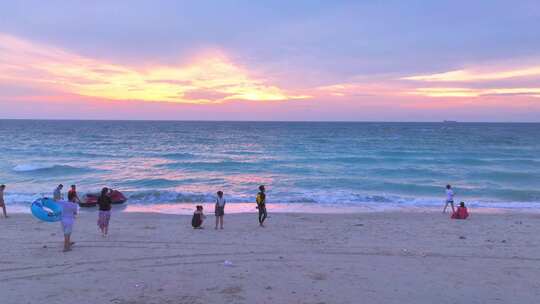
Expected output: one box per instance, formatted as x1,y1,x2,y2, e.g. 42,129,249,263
1,1,539,121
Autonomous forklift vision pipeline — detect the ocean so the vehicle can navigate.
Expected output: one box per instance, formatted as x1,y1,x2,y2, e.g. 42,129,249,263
1,120,539,212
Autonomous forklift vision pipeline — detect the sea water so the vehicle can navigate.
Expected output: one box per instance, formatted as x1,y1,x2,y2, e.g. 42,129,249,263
1,120,539,211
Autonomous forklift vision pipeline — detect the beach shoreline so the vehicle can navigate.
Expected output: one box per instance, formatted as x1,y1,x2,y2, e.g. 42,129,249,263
2,211,539,304
6,201,540,216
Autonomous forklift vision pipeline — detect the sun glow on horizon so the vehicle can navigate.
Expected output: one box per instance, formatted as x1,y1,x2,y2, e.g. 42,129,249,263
0,34,308,104
1,32,539,118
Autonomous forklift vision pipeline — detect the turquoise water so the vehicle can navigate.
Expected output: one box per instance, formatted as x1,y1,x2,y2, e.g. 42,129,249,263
1,120,539,210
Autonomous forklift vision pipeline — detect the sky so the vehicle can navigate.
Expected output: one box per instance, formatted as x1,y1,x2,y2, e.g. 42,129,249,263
0,0,539,121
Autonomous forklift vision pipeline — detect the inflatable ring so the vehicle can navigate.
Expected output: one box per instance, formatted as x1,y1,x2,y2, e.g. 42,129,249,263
31,198,62,222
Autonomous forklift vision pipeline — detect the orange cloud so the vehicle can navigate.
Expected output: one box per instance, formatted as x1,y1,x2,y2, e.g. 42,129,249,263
0,34,308,104
315,82,405,97
2,32,539,110
400,62,540,99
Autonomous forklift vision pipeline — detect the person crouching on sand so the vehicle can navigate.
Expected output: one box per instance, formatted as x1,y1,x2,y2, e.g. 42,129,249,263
0,184,7,218
451,202,469,220
215,191,226,230
97,187,112,237
443,184,455,213
192,205,206,229
256,185,267,227
59,199,78,252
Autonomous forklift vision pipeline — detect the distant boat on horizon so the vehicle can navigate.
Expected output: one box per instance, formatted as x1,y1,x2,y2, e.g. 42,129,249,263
443,120,458,123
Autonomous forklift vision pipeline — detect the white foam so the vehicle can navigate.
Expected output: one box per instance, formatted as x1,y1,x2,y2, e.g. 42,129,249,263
12,163,54,172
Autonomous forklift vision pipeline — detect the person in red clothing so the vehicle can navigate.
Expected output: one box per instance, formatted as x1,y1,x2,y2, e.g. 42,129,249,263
451,202,469,219
67,185,81,204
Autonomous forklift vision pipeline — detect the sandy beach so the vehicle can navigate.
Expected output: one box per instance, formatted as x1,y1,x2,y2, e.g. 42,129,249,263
1,210,539,304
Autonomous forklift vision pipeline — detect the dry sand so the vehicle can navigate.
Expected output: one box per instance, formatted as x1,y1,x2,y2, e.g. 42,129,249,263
1,210,540,304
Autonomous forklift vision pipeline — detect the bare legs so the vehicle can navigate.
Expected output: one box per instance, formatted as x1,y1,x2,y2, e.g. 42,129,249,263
258,206,267,227
63,234,72,252
100,225,108,237
215,216,224,229
98,212,111,237
443,201,455,213
1,204,7,218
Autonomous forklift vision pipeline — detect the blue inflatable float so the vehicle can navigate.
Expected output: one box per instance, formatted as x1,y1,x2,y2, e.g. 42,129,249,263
31,198,62,222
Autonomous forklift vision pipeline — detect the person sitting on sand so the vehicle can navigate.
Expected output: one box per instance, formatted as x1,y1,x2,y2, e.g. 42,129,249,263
215,191,226,230
192,205,206,229
67,185,81,204
443,184,455,213
53,184,64,201
59,199,78,252
0,184,7,218
97,187,112,237
451,202,469,219
256,185,267,227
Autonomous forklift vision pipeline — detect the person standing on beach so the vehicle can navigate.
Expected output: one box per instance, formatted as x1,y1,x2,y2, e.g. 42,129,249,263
0,184,8,218
59,199,78,252
97,187,112,237
215,191,226,229
256,185,267,227
67,185,81,204
53,184,64,201
443,184,455,213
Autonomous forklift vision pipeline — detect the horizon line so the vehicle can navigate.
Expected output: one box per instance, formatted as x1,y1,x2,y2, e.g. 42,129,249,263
1,118,539,124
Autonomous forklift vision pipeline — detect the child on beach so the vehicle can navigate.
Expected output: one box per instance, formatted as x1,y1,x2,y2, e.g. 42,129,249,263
68,185,81,203
443,184,455,213
192,205,206,229
215,191,226,230
0,184,7,218
97,187,112,237
59,199,78,252
256,185,267,227
53,184,64,201
451,202,469,219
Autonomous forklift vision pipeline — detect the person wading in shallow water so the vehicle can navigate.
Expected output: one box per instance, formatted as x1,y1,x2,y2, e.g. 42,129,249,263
256,185,267,227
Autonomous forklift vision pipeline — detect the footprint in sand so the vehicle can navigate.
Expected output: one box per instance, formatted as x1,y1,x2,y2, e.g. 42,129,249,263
308,272,328,281
220,286,243,295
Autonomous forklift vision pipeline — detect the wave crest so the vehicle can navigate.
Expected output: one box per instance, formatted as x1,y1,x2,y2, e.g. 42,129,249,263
12,164,92,174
